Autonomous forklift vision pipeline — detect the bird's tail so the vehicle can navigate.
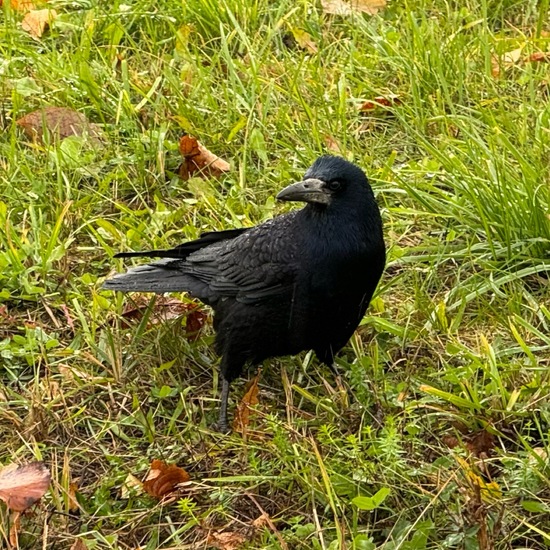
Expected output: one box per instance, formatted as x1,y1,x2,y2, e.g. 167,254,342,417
102,260,201,294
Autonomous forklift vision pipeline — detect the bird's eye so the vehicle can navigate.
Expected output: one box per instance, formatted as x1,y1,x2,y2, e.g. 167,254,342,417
327,180,342,192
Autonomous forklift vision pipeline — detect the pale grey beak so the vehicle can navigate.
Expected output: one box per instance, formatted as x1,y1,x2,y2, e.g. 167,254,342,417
276,178,330,205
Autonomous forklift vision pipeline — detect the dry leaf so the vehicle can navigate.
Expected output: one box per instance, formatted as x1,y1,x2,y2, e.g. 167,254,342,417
252,512,271,529
324,135,343,154
5,0,36,11
178,135,231,180
121,473,143,499
491,47,522,77
529,52,550,63
118,295,207,339
143,460,190,499
360,95,401,112
321,0,386,16
206,531,247,550
17,106,102,144
291,28,318,53
68,482,79,513
233,372,260,434
0,461,50,512
21,8,57,39
69,539,88,550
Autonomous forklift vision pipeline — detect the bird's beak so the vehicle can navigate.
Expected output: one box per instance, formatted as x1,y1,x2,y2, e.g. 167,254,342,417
276,178,330,205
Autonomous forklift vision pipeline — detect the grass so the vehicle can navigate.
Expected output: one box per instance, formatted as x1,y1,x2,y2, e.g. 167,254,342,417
1,0,550,548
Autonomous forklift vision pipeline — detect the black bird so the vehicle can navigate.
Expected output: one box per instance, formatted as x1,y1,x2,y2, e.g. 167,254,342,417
103,156,385,431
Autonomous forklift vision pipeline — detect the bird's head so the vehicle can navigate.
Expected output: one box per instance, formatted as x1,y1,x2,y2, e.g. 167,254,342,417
276,156,372,207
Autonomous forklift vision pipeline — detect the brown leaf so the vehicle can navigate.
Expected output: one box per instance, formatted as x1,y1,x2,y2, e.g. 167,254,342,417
0,461,50,512
466,430,495,458
360,95,401,112
118,295,207,339
21,8,57,39
143,460,190,499
529,52,550,63
324,135,343,154
321,0,386,16
206,531,247,550
69,539,88,550
3,0,37,12
178,135,231,180
16,106,102,144
68,481,79,513
232,372,260,434
291,28,318,53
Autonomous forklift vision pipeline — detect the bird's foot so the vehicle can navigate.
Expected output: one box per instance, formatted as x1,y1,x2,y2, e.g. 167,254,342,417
211,417,231,434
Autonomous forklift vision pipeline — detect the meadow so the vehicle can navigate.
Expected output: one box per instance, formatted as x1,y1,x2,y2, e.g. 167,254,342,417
1,0,550,548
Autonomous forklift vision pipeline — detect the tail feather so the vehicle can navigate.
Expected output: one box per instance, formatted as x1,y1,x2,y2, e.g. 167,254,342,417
102,261,208,296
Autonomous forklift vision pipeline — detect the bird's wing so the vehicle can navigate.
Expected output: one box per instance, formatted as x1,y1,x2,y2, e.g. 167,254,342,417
182,219,298,305
104,215,299,305
114,227,250,259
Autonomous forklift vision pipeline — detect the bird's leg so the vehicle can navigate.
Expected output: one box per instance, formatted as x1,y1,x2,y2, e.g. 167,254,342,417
214,378,231,433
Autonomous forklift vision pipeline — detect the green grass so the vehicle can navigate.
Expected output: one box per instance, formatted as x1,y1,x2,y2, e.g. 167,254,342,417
1,0,550,548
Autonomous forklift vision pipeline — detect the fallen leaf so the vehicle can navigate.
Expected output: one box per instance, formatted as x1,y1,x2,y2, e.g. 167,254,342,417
21,8,57,39
291,28,318,53
252,512,270,529
118,295,207,339
491,47,522,77
529,52,550,63
121,473,143,499
233,371,260,434
0,461,50,512
206,531,247,550
69,539,88,550
321,0,386,16
324,135,343,154
143,460,190,499
68,481,79,513
4,0,36,11
360,95,401,112
17,106,102,144
178,135,230,180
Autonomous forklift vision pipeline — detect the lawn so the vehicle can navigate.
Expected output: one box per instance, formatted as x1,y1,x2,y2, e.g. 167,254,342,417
1,0,550,548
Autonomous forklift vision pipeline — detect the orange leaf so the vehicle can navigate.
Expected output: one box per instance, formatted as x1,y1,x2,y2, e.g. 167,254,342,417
16,106,102,144
321,0,386,16
178,135,231,180
21,8,57,39
232,371,261,434
6,0,36,11
68,482,79,513
69,540,88,550
0,461,50,512
360,95,401,112
143,460,190,499
529,52,550,63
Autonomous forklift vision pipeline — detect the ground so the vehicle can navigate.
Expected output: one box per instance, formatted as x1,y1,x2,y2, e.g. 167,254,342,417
1,0,550,548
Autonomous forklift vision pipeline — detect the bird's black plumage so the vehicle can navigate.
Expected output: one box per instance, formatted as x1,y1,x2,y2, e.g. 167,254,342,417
103,156,385,431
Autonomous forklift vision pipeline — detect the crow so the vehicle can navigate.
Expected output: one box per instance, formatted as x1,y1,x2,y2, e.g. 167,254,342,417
103,156,385,431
